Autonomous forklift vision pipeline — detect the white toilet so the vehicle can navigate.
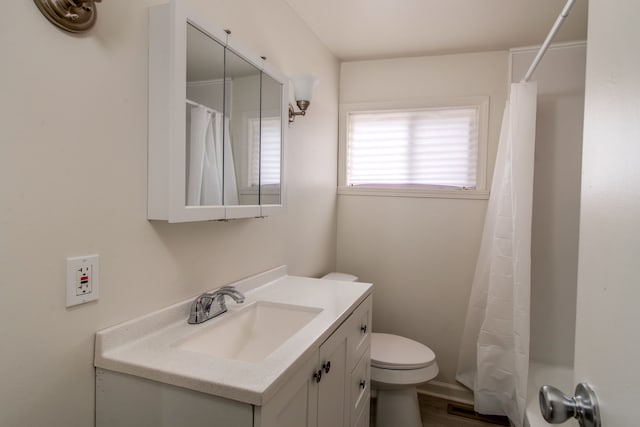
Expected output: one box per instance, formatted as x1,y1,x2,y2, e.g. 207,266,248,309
322,273,439,427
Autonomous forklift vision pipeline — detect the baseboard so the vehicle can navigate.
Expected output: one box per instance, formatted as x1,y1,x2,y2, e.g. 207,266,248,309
417,380,474,405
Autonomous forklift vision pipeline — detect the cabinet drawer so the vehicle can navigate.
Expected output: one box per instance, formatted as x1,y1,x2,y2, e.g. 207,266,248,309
349,348,370,426
347,295,372,371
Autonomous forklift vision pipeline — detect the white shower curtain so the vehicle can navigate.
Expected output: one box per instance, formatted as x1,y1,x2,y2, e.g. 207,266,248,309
187,105,221,205
186,105,239,206
222,118,239,205
456,82,538,427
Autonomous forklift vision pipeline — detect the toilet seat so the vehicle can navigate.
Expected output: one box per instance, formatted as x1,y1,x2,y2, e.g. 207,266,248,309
371,333,436,370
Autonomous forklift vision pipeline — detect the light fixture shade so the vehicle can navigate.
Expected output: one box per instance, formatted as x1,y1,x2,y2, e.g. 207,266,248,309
291,75,319,102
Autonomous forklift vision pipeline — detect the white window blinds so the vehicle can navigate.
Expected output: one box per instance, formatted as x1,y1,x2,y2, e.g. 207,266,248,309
249,117,281,187
346,106,479,189
260,117,282,186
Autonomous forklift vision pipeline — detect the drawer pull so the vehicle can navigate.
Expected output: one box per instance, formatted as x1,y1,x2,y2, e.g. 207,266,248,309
359,380,366,389
360,324,367,334
313,369,322,383
323,361,331,374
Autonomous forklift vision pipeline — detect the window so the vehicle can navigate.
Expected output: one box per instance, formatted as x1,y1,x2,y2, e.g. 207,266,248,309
339,98,489,199
248,116,281,187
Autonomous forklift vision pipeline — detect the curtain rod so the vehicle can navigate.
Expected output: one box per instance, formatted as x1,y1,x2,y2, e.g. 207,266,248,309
521,0,577,83
186,98,219,115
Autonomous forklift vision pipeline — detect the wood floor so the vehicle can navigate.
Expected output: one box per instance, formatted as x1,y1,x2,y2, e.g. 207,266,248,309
370,393,511,427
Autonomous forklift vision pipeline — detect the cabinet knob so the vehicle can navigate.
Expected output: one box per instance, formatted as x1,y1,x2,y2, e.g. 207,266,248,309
313,369,322,383
359,380,366,390
322,361,331,374
360,324,367,333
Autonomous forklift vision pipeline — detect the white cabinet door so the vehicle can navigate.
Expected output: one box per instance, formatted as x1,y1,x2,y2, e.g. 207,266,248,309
317,321,349,427
572,1,640,426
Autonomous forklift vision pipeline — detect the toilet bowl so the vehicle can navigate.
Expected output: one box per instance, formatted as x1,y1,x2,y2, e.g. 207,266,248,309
371,333,438,427
321,272,439,427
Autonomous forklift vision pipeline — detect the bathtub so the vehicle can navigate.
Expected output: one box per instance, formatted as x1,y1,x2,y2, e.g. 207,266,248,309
525,362,578,427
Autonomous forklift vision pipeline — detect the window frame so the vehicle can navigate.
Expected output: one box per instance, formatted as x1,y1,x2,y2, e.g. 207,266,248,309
338,96,490,199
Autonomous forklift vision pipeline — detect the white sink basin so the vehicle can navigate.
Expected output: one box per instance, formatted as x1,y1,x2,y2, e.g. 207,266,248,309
173,301,322,362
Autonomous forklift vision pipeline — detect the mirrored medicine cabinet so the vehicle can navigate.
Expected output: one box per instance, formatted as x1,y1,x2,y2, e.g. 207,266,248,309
148,0,288,222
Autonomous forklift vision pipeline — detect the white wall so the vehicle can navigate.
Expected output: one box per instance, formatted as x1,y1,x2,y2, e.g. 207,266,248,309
337,52,508,388
511,43,586,367
0,1,338,425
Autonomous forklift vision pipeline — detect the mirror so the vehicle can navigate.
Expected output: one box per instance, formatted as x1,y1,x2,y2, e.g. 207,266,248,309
184,23,283,208
185,23,226,206
225,48,262,206
148,1,287,222
260,73,283,205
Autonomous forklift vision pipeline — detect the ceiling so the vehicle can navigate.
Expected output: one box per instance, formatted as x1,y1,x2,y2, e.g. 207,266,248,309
283,0,588,61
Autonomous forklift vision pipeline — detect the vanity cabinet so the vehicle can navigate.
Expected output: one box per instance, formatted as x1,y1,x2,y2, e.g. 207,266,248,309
96,295,372,427
257,294,372,427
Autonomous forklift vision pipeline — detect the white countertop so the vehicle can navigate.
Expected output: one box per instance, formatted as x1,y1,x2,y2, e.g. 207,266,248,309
94,266,372,406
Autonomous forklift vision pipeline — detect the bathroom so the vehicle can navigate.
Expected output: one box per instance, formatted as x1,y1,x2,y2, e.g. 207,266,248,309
1,0,638,426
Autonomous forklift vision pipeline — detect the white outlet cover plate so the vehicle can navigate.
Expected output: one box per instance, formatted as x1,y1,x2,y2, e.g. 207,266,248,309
66,254,100,307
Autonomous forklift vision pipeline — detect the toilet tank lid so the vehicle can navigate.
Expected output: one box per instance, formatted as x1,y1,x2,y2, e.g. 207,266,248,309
322,272,358,282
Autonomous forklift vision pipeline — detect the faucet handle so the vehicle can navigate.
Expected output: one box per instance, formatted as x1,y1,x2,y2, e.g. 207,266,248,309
194,292,215,309
188,293,215,324
188,287,244,324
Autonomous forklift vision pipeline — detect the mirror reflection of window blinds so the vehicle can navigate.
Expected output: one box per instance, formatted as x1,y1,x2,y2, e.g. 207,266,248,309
347,107,479,189
249,117,281,187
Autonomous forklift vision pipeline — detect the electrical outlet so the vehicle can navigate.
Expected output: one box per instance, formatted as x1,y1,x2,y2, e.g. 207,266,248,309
75,265,92,295
66,255,99,307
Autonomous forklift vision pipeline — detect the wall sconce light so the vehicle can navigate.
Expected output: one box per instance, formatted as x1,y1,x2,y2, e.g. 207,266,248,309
288,75,319,124
33,0,102,33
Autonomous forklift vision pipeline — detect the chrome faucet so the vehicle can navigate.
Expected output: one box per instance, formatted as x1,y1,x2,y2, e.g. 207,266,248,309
188,286,245,324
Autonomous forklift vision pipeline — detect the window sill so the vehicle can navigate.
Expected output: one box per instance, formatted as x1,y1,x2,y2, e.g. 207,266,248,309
337,186,490,200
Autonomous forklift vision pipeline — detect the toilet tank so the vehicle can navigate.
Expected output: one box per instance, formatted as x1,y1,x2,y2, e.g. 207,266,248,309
322,272,359,282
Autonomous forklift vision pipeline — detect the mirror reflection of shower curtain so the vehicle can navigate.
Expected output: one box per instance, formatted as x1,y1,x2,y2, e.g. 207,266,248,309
187,105,222,205
186,105,238,206
455,82,537,427
222,117,239,205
